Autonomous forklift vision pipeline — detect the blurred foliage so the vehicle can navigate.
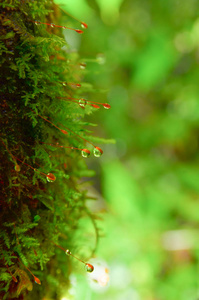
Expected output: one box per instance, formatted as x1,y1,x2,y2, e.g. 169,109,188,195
56,0,199,299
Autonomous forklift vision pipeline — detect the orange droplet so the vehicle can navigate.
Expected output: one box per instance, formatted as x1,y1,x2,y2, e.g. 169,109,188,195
46,173,56,182
86,263,94,272
91,104,100,109
102,103,111,109
75,29,83,34
81,22,88,29
81,149,91,158
34,276,41,285
61,129,68,135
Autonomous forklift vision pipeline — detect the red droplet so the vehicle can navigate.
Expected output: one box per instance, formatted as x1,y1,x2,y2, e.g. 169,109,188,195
61,129,68,134
91,104,100,109
86,263,94,272
81,22,88,29
34,276,41,285
102,103,111,109
81,148,91,157
75,29,84,34
46,173,56,182
95,146,103,154
76,83,81,88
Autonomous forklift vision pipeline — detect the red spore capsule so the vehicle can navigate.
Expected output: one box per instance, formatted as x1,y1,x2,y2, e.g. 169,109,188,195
75,29,84,34
34,276,41,285
60,129,68,135
91,104,100,109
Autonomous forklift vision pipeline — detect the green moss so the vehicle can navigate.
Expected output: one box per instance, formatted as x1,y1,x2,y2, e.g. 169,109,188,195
0,1,101,299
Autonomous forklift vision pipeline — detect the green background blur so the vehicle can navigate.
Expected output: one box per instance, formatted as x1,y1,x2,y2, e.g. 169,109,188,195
55,0,199,299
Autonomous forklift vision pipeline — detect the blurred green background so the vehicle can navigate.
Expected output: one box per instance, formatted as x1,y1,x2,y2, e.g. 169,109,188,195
55,0,199,299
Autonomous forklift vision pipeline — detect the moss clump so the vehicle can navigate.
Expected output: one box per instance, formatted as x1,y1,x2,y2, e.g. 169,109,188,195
0,1,101,299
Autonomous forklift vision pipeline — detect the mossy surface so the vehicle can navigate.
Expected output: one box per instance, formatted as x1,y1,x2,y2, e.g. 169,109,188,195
0,1,101,299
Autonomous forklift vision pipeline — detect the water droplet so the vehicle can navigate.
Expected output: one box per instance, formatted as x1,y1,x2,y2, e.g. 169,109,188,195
34,21,40,26
14,164,20,172
79,98,87,108
96,53,105,65
93,147,103,157
65,249,71,255
81,148,91,158
80,62,86,69
62,82,67,86
50,23,55,28
46,173,56,182
34,276,41,285
103,103,111,109
86,263,94,273
81,22,88,29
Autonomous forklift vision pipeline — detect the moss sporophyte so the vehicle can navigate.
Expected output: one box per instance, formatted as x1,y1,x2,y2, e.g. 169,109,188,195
0,1,110,298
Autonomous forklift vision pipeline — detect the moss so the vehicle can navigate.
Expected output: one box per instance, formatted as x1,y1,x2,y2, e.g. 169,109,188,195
0,1,101,298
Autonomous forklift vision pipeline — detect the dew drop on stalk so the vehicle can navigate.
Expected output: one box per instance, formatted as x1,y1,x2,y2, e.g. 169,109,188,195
93,147,103,157
34,276,41,285
62,82,67,86
102,103,111,109
81,148,91,158
86,263,94,273
79,98,87,108
50,23,55,28
96,53,105,65
34,21,40,26
65,249,71,255
81,22,88,29
80,62,86,69
46,173,56,182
